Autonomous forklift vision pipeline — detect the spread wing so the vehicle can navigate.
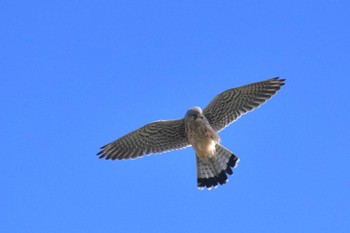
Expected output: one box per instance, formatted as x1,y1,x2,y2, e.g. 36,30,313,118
97,119,190,160
203,77,285,132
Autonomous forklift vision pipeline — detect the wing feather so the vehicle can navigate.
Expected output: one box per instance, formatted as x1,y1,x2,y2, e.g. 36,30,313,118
203,77,285,132
97,119,189,160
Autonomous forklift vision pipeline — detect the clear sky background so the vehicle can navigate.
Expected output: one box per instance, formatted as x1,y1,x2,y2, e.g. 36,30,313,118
1,1,349,232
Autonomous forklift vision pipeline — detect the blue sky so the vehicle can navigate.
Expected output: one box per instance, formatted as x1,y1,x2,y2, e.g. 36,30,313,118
1,1,349,232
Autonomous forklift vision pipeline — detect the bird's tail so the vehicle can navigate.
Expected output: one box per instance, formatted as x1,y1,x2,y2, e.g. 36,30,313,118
196,144,239,190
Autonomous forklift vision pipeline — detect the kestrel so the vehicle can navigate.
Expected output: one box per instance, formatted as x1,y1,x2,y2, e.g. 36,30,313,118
97,77,285,190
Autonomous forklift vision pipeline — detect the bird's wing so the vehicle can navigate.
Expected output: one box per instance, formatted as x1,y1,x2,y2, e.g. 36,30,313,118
97,119,190,160
203,77,285,132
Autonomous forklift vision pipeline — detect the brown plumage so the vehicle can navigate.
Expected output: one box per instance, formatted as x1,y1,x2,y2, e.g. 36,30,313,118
97,77,285,190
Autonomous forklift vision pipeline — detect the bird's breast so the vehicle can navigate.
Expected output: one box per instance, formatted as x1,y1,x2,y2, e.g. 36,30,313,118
185,120,220,161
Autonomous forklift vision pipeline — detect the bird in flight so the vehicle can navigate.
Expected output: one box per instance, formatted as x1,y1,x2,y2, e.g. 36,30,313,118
97,77,285,190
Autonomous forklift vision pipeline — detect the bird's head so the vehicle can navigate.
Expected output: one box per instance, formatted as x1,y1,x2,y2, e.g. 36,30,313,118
185,106,204,121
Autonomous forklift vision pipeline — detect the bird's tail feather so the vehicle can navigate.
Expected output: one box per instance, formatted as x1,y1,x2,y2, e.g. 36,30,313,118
196,144,239,190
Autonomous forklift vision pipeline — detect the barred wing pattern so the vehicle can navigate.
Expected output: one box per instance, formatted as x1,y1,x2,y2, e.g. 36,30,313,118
203,77,285,132
97,119,189,160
